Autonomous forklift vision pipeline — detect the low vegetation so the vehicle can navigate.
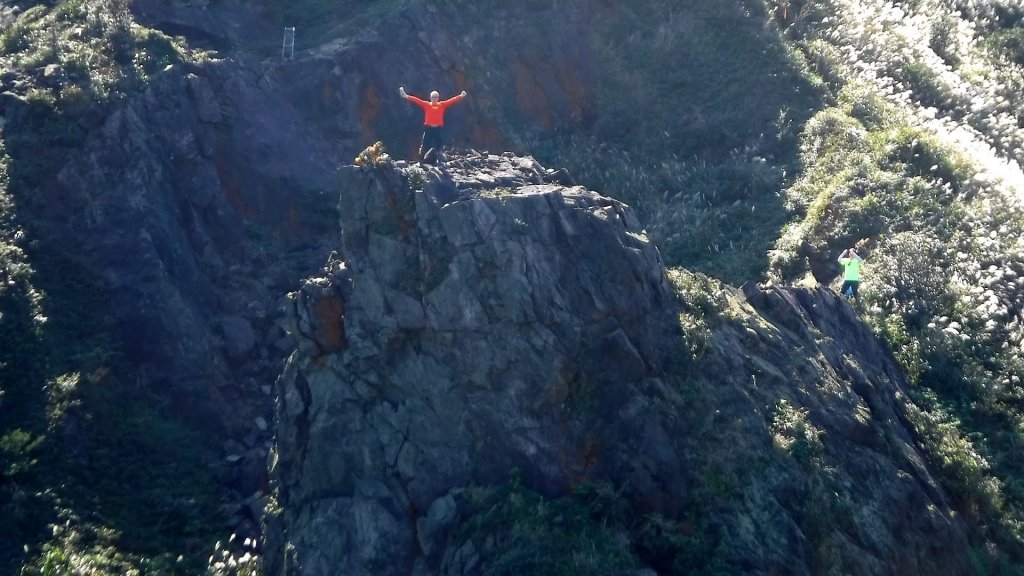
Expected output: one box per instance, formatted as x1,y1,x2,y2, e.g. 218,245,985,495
452,471,732,576
767,0,1024,567
1,1,232,574
531,0,824,284
4,0,1024,572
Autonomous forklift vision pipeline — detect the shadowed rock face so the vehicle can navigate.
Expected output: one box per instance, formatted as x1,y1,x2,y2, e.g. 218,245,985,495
267,153,974,576
713,284,974,575
269,153,682,574
25,64,339,422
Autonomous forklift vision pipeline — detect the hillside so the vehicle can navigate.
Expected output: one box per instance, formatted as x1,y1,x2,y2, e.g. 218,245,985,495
767,1,1024,570
1,0,1023,574
268,151,975,575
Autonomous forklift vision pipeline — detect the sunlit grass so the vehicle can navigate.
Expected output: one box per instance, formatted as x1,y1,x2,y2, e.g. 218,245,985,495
771,0,1024,565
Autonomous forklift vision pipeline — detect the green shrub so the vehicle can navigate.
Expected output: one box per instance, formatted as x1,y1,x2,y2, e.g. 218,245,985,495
0,5,47,56
903,394,1001,514
452,474,640,576
54,0,88,21
635,512,729,576
861,231,956,321
0,428,43,477
134,29,182,74
929,16,962,66
1,20,33,55
900,61,958,111
867,313,925,384
984,27,1024,67
771,399,825,466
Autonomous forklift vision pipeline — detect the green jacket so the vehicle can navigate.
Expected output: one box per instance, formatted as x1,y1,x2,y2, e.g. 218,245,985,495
839,256,862,281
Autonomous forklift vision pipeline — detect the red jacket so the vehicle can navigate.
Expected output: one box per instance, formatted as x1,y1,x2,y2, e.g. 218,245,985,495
407,94,464,127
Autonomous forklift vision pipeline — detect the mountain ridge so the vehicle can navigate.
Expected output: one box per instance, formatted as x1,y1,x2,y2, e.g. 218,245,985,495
267,151,974,575
2,0,1024,573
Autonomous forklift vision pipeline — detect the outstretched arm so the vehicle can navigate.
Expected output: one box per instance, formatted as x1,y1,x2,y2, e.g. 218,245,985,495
401,90,429,108
440,91,467,106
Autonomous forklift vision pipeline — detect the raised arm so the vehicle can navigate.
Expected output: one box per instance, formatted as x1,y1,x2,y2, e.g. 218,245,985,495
440,91,467,106
838,249,850,262
400,86,430,107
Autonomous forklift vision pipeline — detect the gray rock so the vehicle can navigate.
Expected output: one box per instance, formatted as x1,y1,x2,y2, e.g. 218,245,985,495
272,332,296,353
238,447,267,495
416,493,458,559
0,6,18,29
1,91,27,121
267,153,975,576
384,287,426,330
444,540,479,576
269,154,680,575
221,315,256,359
244,490,268,520
42,64,63,82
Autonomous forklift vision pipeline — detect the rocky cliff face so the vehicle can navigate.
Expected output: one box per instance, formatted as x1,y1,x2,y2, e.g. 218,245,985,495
267,153,974,575
2,1,1012,572
1,42,344,549
0,1,631,564
130,0,597,159
268,151,680,574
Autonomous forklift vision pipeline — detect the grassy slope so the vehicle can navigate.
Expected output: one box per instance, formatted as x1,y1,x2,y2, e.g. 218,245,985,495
764,0,1024,569
0,3,230,575
533,0,825,283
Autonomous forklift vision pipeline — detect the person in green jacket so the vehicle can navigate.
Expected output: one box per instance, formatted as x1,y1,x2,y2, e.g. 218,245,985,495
838,248,863,299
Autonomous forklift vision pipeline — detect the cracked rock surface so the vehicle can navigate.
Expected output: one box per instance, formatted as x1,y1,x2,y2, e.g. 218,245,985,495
268,153,680,575
266,153,974,576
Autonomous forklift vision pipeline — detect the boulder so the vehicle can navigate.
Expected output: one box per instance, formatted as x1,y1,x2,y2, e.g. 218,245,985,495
221,315,256,359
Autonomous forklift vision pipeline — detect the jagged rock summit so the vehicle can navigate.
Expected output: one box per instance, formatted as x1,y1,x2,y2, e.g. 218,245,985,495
267,151,974,576
267,151,681,574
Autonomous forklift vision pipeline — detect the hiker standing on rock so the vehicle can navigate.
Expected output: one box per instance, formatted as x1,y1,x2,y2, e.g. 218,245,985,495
399,86,467,164
838,247,864,299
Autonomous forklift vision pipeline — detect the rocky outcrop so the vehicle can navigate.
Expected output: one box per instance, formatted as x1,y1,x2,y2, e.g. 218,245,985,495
1,54,342,539
267,153,974,575
28,63,337,425
706,283,974,575
268,152,680,575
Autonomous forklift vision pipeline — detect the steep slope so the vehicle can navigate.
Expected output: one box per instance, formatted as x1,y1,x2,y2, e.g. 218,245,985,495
766,0,1024,566
267,153,973,575
0,2,341,572
0,1,825,571
4,0,1024,573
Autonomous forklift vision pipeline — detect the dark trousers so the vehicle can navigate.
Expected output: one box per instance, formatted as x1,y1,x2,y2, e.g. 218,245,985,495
841,280,860,298
420,125,444,160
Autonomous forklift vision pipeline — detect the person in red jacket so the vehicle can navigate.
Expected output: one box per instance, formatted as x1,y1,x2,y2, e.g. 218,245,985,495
399,86,467,163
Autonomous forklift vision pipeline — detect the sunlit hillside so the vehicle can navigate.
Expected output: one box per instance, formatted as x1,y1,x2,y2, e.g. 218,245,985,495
766,0,1024,570
2,0,1024,574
